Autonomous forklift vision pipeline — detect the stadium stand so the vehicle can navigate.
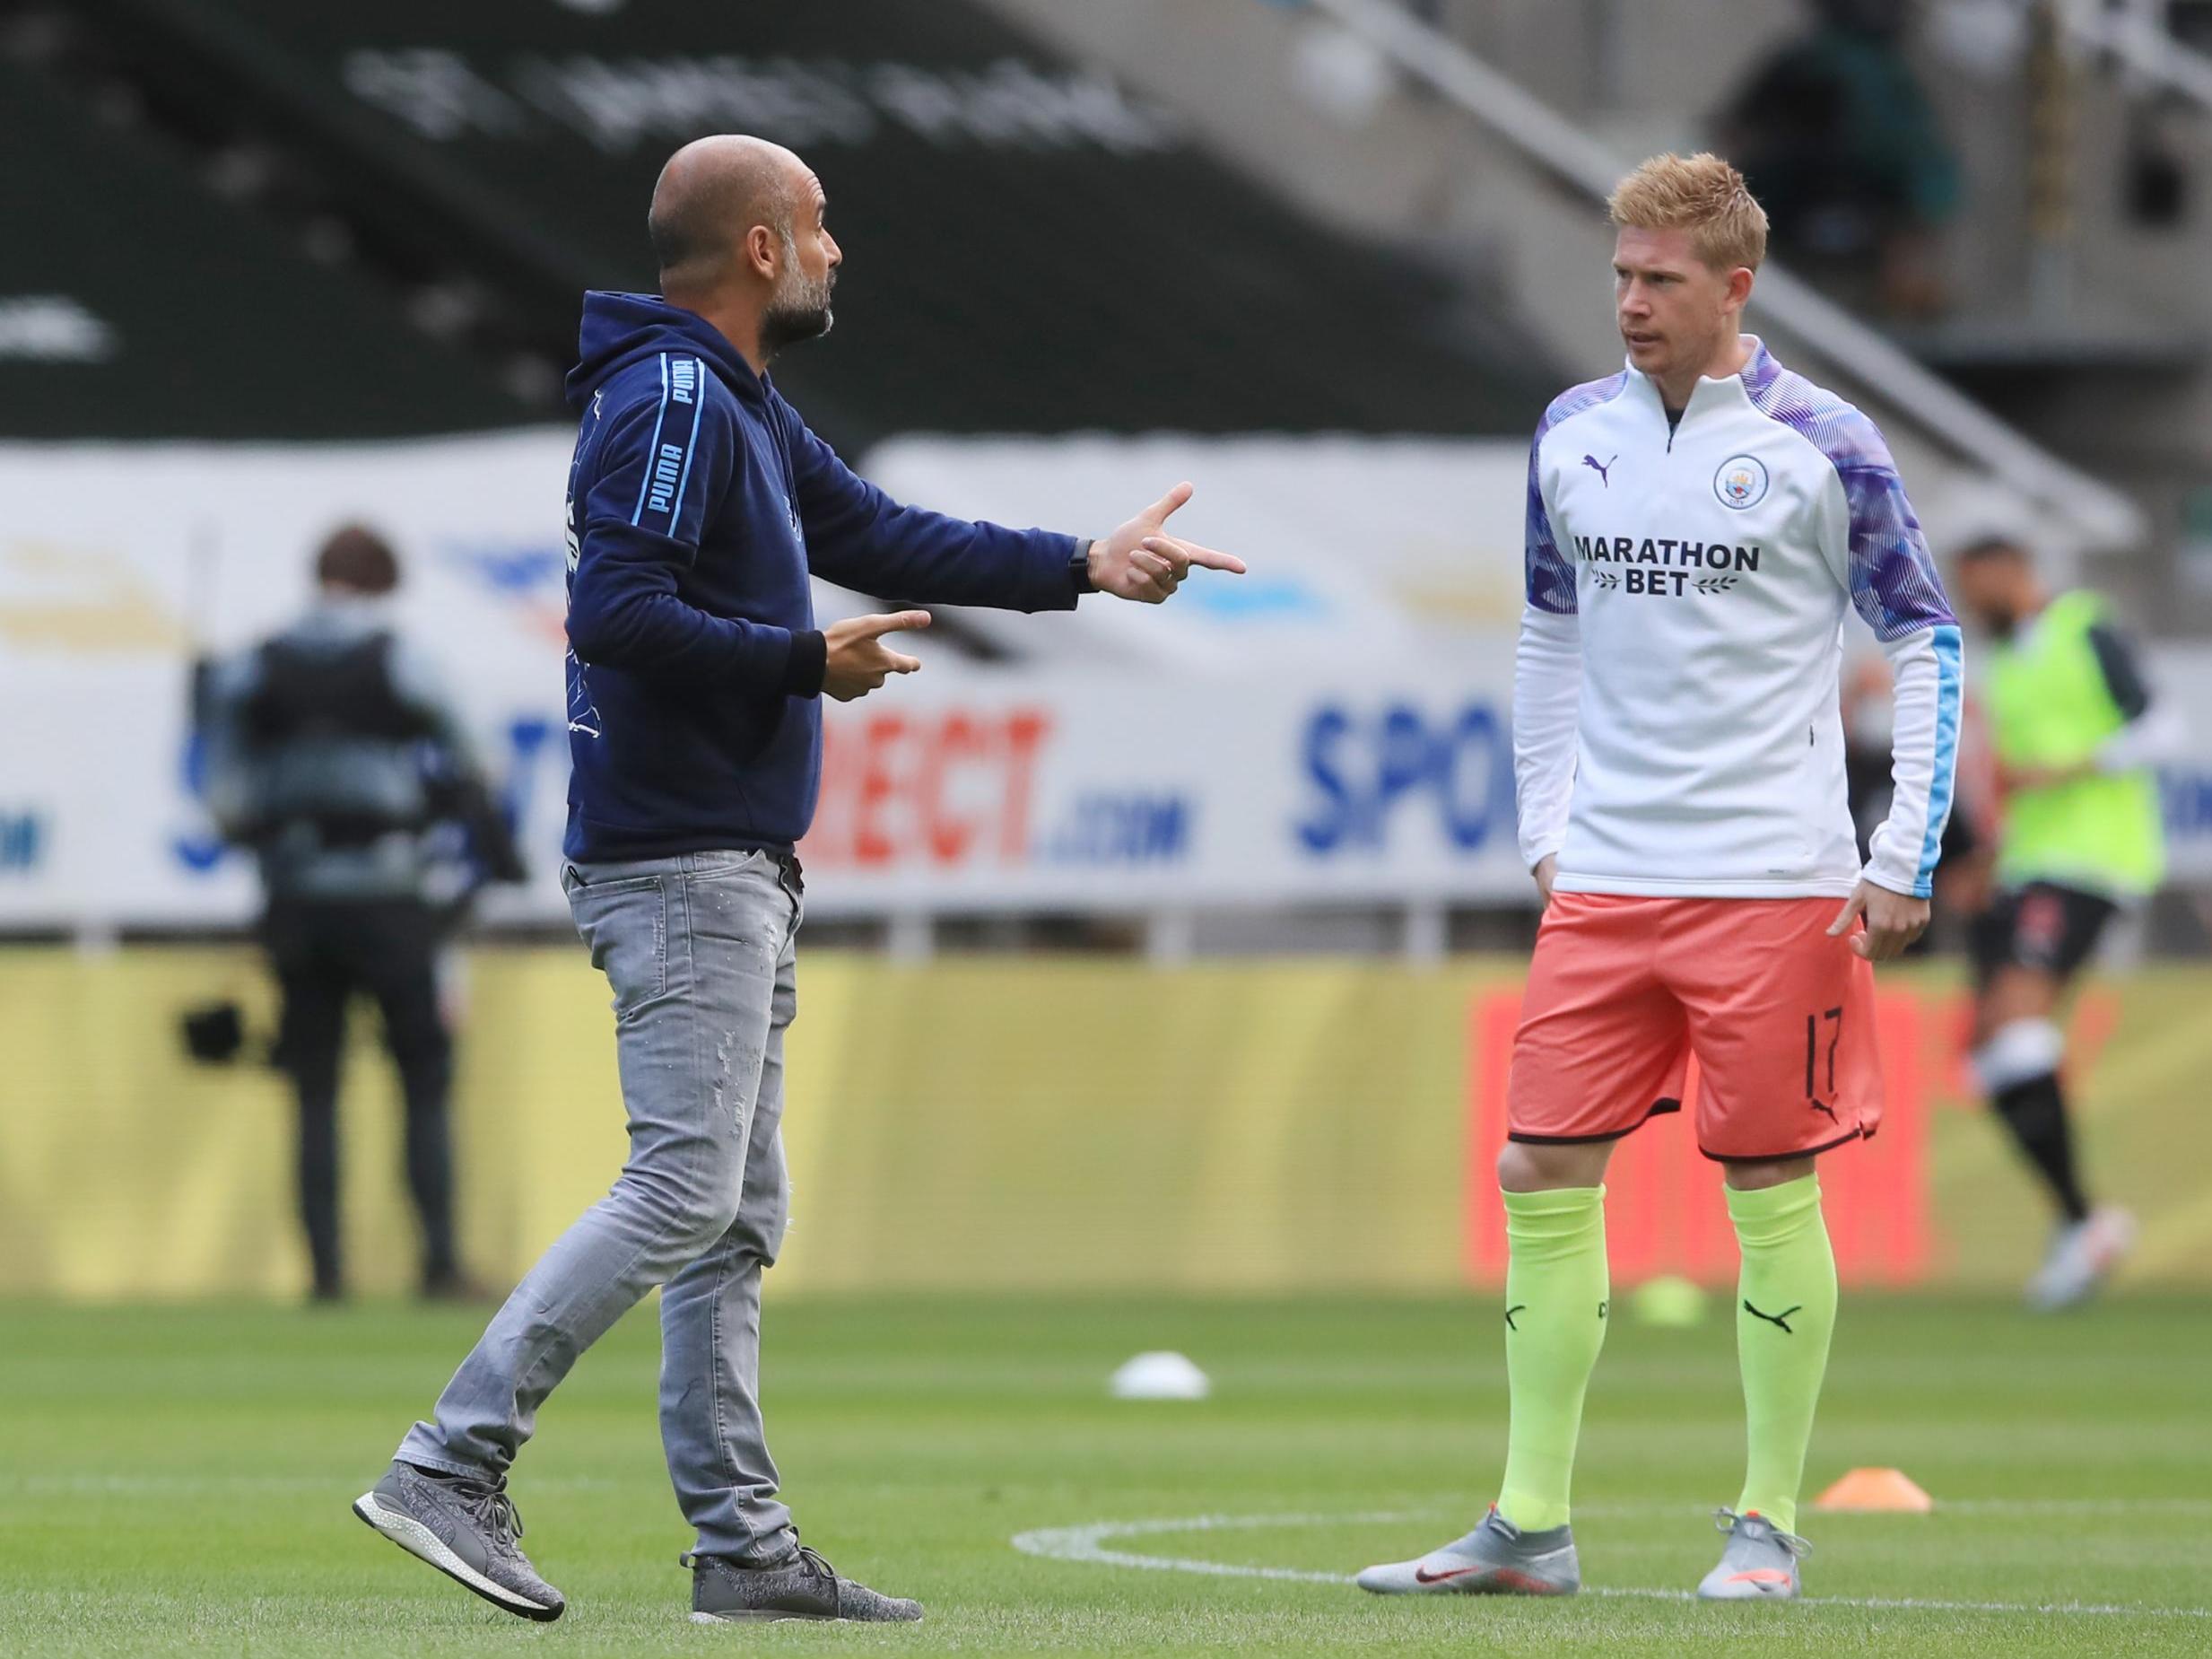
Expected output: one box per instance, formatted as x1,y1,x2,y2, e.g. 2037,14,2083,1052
0,51,524,438
57,0,1561,450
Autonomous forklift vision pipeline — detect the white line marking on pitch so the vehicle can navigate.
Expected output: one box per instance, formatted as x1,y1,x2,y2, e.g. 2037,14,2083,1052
1010,1508,2212,1620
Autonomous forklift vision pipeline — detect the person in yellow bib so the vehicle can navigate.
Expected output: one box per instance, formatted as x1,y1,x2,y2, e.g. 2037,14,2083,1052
1951,536,2181,1309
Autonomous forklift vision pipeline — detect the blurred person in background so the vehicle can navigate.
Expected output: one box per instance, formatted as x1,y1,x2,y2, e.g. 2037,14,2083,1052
203,524,525,1305
1950,535,2180,1309
1717,0,1961,317
350,135,1243,1628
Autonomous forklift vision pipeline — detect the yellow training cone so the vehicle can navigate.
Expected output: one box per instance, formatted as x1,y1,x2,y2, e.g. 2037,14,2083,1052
1813,1468,1935,1513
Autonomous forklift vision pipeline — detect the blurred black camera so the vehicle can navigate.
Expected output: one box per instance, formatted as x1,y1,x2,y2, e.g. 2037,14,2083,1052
179,1000,248,1064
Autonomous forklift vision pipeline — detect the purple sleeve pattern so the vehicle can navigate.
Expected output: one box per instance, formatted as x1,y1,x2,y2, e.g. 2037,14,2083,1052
1743,356,1955,641
1524,371,1627,616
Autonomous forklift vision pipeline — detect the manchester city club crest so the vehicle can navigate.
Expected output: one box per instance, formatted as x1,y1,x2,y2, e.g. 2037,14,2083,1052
1714,454,1770,510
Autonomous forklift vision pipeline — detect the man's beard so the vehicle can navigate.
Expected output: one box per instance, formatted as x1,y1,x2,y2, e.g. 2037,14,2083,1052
762,267,834,357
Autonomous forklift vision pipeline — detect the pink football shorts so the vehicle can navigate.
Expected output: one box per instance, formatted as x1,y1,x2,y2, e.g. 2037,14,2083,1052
1508,893,1882,1162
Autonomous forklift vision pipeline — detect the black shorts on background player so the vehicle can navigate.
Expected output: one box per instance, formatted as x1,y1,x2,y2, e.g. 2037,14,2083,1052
1967,882,2118,989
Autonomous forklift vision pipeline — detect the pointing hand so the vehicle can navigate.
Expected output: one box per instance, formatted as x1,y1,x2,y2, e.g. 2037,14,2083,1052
1087,482,1248,604
823,610,929,702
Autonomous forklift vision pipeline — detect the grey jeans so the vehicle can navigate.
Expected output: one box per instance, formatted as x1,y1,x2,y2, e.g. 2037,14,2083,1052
396,848,802,1563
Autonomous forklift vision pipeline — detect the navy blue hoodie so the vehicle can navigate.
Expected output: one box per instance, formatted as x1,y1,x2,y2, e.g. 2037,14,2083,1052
562,293,1081,862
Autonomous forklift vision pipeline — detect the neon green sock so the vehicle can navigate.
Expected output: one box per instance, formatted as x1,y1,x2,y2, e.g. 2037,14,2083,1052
1729,1174,1838,1535
1494,1185,1608,1532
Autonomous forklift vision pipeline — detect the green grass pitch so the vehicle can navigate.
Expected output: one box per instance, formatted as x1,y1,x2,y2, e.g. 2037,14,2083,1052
3,1294,2207,1656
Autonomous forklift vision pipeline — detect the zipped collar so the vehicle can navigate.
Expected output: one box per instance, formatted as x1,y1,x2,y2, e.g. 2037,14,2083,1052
1621,334,1776,430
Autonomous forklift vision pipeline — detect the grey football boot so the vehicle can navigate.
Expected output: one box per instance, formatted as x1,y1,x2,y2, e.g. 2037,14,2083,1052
686,1544,924,1624
2026,1205,2137,1311
1355,1506,1581,1596
1696,1507,1810,1600
353,1461,565,1621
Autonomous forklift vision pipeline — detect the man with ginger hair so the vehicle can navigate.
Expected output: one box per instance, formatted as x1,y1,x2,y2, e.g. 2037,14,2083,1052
1358,153,1960,1602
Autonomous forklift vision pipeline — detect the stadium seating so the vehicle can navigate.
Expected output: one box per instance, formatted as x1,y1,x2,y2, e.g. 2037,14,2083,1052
0,55,522,439
72,0,1559,450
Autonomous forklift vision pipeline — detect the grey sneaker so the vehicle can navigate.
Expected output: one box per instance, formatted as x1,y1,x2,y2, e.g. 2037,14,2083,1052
1696,1507,1810,1600
1355,1506,1581,1596
2026,1206,2137,1311
353,1461,565,1622
685,1545,924,1624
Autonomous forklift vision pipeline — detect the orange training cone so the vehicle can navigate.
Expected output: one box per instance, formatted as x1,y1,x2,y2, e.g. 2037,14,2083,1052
1813,1467,1935,1513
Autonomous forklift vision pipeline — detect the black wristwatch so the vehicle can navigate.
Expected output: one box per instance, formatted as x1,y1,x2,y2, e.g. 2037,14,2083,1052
1069,539,1096,597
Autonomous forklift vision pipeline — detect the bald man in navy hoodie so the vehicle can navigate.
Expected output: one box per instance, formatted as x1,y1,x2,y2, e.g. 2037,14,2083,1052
354,135,1243,1627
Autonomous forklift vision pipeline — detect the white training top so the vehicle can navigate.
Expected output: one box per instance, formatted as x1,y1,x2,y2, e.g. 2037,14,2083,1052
1514,337,1962,901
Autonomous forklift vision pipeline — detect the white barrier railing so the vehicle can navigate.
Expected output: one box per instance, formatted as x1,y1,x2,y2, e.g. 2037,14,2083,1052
1308,0,2147,552
2064,0,2212,110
